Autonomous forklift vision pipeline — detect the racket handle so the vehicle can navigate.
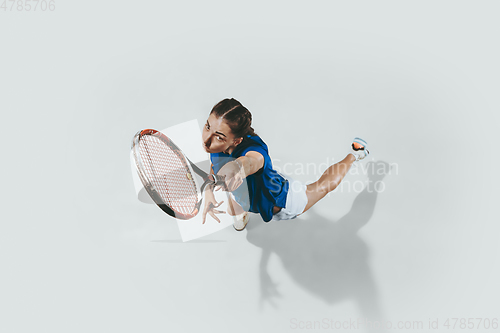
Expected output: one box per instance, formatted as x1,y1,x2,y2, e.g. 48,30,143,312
212,174,227,189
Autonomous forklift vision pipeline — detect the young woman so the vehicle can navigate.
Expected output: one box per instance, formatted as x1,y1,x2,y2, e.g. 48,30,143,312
201,98,369,231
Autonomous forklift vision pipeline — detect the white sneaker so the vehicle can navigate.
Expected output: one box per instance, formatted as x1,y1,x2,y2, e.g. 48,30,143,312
233,212,250,231
350,137,370,161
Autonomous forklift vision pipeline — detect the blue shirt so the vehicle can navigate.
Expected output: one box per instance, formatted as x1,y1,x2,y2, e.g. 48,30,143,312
210,135,289,222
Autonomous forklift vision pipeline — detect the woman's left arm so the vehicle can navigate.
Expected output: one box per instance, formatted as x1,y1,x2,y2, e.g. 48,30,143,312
238,151,264,177
216,151,264,192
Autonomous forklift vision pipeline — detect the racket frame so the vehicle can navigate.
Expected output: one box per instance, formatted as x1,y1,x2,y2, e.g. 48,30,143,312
132,129,225,220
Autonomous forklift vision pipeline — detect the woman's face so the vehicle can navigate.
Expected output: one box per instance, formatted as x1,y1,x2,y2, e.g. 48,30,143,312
202,114,239,154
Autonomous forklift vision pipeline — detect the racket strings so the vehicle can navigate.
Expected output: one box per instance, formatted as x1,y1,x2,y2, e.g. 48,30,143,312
138,135,198,215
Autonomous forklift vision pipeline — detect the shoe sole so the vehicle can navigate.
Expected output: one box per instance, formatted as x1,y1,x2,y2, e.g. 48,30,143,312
353,137,367,147
352,137,370,159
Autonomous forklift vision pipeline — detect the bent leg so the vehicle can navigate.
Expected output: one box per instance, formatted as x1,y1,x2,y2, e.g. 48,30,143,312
300,154,355,214
226,193,246,216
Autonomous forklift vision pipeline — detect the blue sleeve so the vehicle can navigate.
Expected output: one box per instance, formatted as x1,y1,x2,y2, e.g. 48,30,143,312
240,145,267,157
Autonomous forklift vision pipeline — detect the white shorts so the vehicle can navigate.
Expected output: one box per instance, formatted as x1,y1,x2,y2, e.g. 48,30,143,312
272,173,309,221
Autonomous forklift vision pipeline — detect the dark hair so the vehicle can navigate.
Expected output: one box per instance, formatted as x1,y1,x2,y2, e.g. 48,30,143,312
210,98,256,138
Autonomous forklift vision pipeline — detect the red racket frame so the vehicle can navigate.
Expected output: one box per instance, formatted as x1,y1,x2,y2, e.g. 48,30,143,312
132,129,224,220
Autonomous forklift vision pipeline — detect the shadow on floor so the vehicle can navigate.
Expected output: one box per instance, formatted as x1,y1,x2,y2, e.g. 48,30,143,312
246,161,392,324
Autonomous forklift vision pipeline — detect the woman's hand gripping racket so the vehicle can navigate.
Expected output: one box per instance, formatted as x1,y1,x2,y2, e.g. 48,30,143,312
132,129,227,220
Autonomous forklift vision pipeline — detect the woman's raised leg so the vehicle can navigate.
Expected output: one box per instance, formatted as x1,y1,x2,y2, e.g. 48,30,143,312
301,153,356,214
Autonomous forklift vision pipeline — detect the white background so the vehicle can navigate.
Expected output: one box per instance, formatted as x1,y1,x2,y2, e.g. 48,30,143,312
1,1,499,332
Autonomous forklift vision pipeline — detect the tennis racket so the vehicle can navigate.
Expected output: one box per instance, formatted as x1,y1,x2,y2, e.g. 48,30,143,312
131,129,226,220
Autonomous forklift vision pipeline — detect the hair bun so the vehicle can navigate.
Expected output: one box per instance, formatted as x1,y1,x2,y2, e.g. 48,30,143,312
210,98,257,137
